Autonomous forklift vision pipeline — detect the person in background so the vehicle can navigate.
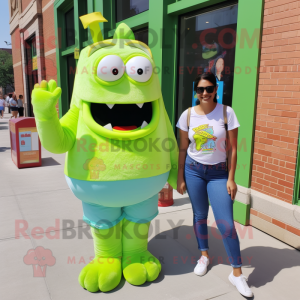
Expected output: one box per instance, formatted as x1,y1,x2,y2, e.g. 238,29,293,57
0,95,5,118
5,94,10,113
9,94,18,118
18,95,24,117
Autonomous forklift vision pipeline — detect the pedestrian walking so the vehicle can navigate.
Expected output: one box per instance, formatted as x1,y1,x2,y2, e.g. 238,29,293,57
17,95,24,117
0,95,5,118
9,94,18,118
176,72,253,298
5,94,10,113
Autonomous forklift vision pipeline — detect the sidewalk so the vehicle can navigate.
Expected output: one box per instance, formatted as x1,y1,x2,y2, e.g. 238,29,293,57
0,111,299,300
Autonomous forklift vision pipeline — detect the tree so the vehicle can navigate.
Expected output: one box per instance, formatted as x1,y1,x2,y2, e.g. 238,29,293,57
0,50,14,92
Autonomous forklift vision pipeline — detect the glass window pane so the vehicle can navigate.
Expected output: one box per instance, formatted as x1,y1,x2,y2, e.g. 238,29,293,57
81,0,88,42
67,55,76,106
133,28,148,45
65,8,75,47
32,38,37,57
116,0,149,22
177,3,238,127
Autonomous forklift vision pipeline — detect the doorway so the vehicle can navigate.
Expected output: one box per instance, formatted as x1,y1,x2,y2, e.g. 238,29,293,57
25,35,38,117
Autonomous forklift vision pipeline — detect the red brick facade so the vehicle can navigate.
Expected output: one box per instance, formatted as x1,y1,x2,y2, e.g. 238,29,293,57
44,52,57,82
11,28,24,98
22,0,33,12
42,1,56,54
11,28,22,65
252,0,300,204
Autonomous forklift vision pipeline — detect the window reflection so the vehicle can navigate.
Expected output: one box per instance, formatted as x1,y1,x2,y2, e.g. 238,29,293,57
65,8,75,47
133,28,148,45
116,0,149,22
177,3,238,126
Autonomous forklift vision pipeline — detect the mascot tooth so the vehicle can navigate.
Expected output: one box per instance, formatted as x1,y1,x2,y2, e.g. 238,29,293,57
32,12,178,292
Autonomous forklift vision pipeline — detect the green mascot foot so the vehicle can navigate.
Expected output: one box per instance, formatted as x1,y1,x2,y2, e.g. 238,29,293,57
79,222,122,292
122,220,161,285
79,256,122,292
122,250,161,285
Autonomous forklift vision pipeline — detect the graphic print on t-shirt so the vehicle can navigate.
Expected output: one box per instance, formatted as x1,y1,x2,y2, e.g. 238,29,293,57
192,124,217,154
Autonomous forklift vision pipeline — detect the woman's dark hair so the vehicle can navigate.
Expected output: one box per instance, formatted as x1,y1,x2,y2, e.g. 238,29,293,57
194,72,217,105
9,93,13,98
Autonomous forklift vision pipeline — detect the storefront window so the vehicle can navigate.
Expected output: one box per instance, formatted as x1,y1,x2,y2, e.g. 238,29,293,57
67,55,76,106
65,8,75,47
81,0,88,42
177,3,238,123
116,0,149,22
31,38,37,57
133,27,148,45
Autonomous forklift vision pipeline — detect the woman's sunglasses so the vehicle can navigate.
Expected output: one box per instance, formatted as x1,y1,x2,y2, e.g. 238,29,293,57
196,86,215,94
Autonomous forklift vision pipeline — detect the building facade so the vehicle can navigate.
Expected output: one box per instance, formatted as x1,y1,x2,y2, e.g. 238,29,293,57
12,0,298,249
9,0,57,117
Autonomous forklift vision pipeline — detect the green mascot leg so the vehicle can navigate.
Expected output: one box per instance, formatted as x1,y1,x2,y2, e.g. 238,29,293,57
122,219,161,285
78,221,122,292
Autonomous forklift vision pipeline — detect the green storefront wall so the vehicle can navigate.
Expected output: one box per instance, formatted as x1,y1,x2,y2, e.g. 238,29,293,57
53,0,265,225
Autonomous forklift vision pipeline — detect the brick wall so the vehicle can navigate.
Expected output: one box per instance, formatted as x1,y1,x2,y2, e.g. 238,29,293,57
42,0,53,8
11,28,22,65
44,52,57,81
252,0,300,204
42,1,56,53
22,0,33,12
11,27,24,98
13,65,24,98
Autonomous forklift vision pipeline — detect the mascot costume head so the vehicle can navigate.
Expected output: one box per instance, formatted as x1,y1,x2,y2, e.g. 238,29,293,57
32,12,178,292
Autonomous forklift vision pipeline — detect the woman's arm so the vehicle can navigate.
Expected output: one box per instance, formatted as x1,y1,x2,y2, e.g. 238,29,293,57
227,128,238,200
177,129,189,195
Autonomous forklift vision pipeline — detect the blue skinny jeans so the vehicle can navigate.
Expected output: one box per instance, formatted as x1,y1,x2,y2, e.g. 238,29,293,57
184,155,242,268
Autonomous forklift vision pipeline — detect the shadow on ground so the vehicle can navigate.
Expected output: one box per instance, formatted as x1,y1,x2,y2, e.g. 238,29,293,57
149,224,300,290
172,196,190,207
41,157,61,166
0,125,8,130
0,146,11,152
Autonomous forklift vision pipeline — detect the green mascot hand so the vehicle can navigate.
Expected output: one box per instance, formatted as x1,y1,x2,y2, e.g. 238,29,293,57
32,79,62,120
31,79,77,154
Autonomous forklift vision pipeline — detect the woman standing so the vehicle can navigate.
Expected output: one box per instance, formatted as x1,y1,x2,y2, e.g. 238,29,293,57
0,95,5,118
9,94,18,118
176,72,253,298
17,95,24,117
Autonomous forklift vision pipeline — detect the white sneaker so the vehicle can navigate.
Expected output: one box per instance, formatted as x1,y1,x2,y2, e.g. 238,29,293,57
194,256,210,276
228,271,253,297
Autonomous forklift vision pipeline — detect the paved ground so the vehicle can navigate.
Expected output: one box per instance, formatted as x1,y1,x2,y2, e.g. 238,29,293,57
0,111,299,300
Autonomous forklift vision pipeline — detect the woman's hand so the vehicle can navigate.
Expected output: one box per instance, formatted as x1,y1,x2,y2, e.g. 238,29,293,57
227,179,237,201
177,177,186,195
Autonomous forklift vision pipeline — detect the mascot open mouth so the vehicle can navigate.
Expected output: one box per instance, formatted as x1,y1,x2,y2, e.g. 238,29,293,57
83,100,160,140
90,102,152,131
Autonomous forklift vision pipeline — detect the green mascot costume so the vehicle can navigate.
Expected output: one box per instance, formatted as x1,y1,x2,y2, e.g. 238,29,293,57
31,12,178,292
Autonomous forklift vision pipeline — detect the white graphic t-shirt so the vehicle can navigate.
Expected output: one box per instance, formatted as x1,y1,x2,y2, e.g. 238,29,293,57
176,104,240,165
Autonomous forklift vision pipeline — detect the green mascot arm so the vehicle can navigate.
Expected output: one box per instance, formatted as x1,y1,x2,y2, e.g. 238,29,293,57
164,108,179,190
32,80,78,154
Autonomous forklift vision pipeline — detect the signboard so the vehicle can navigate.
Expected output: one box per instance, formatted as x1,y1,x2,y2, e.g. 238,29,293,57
19,128,40,164
74,48,80,59
9,118,41,168
32,56,38,71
